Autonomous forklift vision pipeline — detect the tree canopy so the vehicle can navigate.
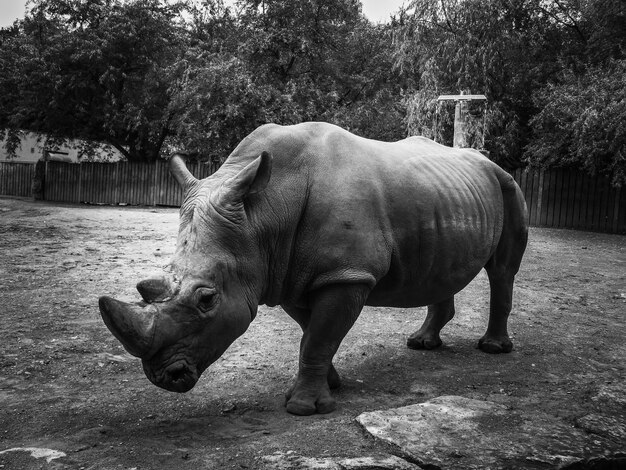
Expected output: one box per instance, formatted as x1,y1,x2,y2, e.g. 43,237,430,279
0,0,624,184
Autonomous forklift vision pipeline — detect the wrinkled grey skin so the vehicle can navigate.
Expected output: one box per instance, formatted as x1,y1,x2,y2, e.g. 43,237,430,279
99,122,528,415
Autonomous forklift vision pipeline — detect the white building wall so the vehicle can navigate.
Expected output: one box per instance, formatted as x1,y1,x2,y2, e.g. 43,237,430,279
0,130,125,163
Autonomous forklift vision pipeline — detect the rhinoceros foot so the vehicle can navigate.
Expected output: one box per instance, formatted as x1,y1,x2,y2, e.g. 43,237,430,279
285,385,336,416
478,334,513,354
284,367,340,415
406,330,442,350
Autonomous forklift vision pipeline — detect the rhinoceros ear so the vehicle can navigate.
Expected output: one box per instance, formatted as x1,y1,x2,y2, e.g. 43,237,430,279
169,153,199,191
224,151,272,201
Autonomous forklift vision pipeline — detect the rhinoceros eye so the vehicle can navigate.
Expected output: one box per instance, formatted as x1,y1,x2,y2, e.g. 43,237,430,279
195,287,217,313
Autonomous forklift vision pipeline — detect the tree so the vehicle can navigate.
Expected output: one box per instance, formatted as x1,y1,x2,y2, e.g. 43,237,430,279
394,0,559,168
524,0,626,186
525,59,626,186
394,0,626,182
322,21,408,142
165,0,408,161
0,0,188,161
164,52,290,161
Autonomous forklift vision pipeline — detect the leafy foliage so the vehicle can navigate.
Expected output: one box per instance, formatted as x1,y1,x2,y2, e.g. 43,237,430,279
395,0,558,167
0,0,624,184
526,60,626,186
0,0,189,161
166,0,408,161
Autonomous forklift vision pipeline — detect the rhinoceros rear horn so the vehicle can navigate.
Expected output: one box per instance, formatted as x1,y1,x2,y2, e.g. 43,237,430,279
226,151,272,200
169,153,199,191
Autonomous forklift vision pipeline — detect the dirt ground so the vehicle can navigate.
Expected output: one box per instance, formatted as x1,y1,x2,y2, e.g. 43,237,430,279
0,196,624,470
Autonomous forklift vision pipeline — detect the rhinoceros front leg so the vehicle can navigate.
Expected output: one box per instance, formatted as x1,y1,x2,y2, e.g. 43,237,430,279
407,297,455,350
284,284,369,416
281,305,341,390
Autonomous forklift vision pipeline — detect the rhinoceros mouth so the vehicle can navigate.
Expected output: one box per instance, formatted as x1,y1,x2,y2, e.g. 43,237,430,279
142,358,199,393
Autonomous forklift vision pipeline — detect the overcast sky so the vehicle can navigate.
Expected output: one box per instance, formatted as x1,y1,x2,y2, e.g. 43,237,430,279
0,0,407,28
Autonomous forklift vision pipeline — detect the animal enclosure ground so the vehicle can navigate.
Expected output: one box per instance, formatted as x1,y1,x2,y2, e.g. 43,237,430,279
0,197,624,469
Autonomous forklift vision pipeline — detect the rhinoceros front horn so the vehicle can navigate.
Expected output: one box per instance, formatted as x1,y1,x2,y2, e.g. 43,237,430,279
169,153,199,191
98,296,157,358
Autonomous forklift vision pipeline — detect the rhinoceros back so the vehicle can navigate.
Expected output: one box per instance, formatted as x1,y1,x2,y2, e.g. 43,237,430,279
227,123,511,308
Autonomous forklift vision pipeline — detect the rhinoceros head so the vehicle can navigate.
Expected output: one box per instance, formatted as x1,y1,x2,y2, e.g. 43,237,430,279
99,152,272,392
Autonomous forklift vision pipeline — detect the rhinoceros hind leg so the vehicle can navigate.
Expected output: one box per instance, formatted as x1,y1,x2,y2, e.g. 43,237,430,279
480,179,528,354
407,297,455,350
478,272,515,354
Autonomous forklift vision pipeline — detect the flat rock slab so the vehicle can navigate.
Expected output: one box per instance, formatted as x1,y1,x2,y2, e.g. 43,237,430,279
261,452,420,469
356,396,624,470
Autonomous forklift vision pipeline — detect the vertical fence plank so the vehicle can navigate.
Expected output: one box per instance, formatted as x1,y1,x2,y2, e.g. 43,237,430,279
618,187,626,234
554,170,565,228
603,179,615,233
592,175,604,231
118,162,128,204
12,164,18,195
567,170,578,228
570,172,579,229
533,171,542,225
558,170,571,228
591,175,602,231
584,174,596,231
526,169,535,225
613,187,622,233
106,163,118,204
598,177,613,232
0,163,6,195
530,170,539,226
83,163,93,203
541,171,553,226
563,170,573,228
578,171,587,229
527,169,536,225
555,170,564,227
5,163,14,195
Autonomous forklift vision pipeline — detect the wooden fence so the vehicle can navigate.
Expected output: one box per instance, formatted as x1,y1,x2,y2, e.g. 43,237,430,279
511,168,625,234
0,162,34,198
42,159,219,207
0,160,624,234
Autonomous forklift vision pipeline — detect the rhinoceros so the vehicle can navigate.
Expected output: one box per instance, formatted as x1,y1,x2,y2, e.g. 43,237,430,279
99,122,528,415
